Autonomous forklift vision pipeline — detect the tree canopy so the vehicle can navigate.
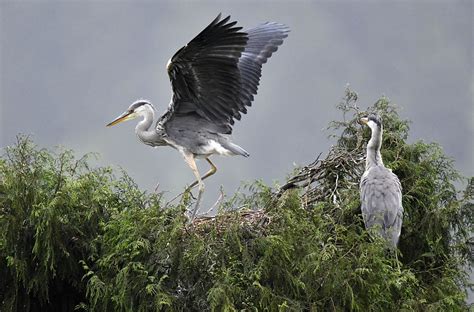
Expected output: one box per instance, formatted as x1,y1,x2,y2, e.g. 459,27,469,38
1,90,472,311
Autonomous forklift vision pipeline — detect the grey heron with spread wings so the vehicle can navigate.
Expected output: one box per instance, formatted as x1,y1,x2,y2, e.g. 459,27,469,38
360,115,403,248
106,14,289,220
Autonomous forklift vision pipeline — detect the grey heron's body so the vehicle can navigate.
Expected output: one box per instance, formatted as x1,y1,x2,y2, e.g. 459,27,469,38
131,104,246,158
360,115,403,248
107,14,289,220
161,113,249,158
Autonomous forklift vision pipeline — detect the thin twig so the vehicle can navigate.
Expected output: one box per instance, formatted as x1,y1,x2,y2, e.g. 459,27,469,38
204,189,224,216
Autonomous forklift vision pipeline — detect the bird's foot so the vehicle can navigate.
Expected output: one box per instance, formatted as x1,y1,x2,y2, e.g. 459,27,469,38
187,187,204,223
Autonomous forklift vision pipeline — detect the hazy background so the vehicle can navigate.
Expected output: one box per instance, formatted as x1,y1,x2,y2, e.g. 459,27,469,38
0,0,473,302
1,0,473,205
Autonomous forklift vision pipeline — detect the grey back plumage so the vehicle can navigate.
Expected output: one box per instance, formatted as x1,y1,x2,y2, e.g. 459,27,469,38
360,166,403,247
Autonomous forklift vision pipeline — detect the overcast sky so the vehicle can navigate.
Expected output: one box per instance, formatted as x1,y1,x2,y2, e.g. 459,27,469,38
1,0,472,203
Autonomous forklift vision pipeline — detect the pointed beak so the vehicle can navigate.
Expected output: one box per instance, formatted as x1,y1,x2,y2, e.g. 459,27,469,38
106,111,134,127
360,117,369,125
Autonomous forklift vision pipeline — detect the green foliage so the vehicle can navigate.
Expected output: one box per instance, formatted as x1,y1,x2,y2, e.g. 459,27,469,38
0,137,141,311
1,92,472,311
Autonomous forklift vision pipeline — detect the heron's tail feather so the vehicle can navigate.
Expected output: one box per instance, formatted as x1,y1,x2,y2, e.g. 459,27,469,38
221,141,249,157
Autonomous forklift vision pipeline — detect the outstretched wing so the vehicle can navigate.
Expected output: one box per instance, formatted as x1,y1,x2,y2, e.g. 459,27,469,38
164,14,289,133
360,166,403,247
233,21,289,122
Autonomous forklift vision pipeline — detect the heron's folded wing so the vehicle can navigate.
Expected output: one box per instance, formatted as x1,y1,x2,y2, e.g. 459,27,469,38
360,168,403,245
360,175,384,229
381,173,403,245
382,173,403,227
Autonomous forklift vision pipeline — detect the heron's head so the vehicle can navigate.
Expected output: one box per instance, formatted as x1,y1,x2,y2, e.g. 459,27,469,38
106,99,155,127
360,114,382,131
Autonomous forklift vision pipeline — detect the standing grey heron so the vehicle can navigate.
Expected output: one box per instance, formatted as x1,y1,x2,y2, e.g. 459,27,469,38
359,114,403,248
106,14,289,220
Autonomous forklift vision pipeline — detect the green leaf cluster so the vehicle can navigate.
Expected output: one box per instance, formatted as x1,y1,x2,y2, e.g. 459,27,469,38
0,138,115,310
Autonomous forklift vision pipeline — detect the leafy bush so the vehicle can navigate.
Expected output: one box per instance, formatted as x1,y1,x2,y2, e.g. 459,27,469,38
1,91,472,311
0,137,140,311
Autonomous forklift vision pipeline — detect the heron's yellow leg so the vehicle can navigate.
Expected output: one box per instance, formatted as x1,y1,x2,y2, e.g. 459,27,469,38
183,153,205,221
188,158,217,189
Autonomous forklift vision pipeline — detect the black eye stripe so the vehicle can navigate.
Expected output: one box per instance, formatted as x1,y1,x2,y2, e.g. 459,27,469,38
130,101,150,110
367,116,381,127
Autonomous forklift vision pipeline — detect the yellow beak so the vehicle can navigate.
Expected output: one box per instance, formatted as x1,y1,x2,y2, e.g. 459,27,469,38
360,117,369,125
106,111,135,127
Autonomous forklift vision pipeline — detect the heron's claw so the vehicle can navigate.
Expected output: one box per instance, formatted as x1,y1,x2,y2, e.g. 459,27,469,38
189,189,203,223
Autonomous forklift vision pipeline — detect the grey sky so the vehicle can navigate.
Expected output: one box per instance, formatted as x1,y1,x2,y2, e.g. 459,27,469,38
1,1,472,201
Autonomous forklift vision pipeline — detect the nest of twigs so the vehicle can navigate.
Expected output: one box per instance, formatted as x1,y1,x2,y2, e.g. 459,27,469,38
277,144,365,208
190,209,271,235
277,88,366,208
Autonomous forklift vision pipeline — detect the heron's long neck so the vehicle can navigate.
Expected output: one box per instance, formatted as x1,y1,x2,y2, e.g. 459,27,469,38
366,126,384,169
135,108,158,144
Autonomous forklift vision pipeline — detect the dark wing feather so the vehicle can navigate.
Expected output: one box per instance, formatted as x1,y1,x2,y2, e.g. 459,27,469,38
166,14,248,126
163,14,289,134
